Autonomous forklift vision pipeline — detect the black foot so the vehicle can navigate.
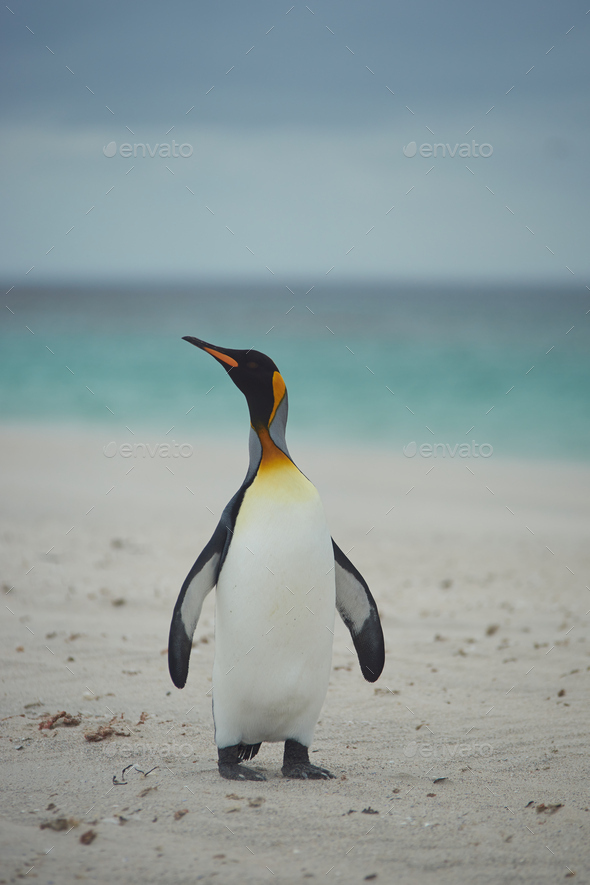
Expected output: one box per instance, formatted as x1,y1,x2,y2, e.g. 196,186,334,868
218,745,266,781
282,761,334,780
282,738,334,780
219,762,266,781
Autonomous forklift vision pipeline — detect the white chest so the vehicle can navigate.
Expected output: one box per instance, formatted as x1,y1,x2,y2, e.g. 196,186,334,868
217,467,335,640
212,464,336,746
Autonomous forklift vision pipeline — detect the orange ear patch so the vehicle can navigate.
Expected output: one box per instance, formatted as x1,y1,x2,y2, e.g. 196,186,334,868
204,347,238,368
268,372,286,426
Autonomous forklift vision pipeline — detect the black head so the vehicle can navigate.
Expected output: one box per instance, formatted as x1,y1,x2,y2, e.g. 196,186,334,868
183,336,286,430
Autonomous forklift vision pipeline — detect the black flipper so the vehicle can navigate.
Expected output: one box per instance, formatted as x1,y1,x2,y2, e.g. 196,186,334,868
332,539,385,683
168,482,254,689
168,520,226,688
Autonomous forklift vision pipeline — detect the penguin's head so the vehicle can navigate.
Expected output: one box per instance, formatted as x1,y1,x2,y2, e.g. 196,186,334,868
183,336,287,431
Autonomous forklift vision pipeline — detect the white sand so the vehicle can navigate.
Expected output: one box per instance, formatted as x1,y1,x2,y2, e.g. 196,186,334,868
1,425,589,884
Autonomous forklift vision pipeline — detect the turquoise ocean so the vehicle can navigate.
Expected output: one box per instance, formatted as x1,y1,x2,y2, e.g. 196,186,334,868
1,282,589,461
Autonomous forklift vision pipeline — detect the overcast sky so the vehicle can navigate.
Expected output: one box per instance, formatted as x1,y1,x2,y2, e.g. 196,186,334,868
1,0,589,284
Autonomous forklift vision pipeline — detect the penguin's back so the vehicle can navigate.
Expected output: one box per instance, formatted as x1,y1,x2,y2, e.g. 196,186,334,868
212,451,335,748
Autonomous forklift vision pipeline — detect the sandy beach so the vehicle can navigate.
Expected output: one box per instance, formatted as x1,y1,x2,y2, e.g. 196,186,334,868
1,424,589,884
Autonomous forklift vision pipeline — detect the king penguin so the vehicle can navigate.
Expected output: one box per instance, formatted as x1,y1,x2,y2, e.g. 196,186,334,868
168,337,385,781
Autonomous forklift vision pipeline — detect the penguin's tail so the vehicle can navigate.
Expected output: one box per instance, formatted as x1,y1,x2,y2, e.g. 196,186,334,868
237,742,262,762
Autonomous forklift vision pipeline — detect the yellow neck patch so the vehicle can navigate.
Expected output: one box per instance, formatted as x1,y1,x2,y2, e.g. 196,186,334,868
252,427,314,502
257,427,292,472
